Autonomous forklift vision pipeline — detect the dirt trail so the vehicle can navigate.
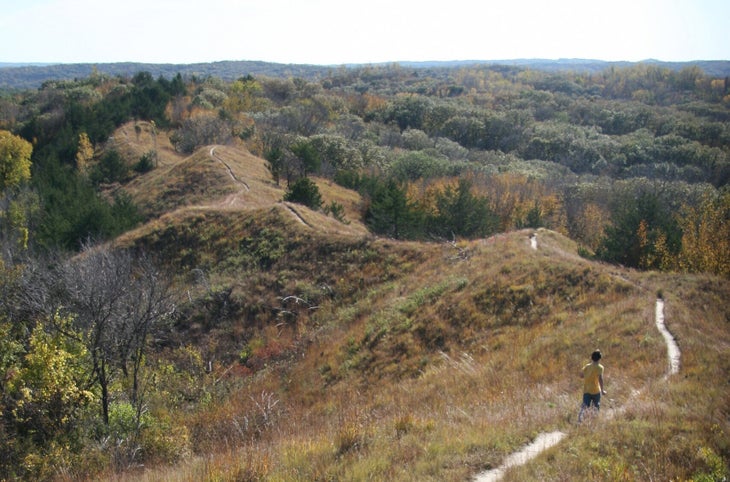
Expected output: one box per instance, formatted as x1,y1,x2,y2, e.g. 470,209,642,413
471,245,681,481
655,298,680,376
210,146,250,191
282,202,312,228
473,431,566,482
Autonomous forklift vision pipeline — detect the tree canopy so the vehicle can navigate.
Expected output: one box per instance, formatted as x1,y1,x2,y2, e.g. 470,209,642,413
0,130,32,190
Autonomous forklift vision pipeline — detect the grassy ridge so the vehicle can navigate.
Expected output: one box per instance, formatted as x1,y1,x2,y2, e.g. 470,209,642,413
115,225,728,480
101,130,729,481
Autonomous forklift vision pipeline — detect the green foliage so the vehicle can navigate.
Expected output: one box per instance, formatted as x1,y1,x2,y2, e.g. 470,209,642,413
134,150,157,173
389,150,461,181
383,94,433,131
692,446,729,482
324,200,348,223
0,187,39,252
239,227,287,269
284,177,323,210
306,134,365,174
364,177,423,239
90,149,129,185
596,189,682,269
520,201,544,229
0,61,729,480
290,139,322,176
128,72,173,125
34,159,141,250
427,178,499,238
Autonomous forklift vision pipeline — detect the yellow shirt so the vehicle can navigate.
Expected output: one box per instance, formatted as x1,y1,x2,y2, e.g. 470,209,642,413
583,362,604,395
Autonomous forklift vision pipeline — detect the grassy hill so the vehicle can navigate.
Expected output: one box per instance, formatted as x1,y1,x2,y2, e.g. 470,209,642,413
93,126,730,481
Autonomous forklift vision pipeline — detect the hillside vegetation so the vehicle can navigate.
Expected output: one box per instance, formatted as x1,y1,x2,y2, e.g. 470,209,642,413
0,61,728,480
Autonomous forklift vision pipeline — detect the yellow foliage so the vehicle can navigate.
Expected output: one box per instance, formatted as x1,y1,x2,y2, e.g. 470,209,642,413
0,129,32,190
678,191,730,277
6,314,95,426
75,132,94,173
224,78,269,113
577,203,609,251
480,172,565,231
166,95,194,124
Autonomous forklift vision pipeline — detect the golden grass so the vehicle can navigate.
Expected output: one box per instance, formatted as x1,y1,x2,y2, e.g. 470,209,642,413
99,134,729,481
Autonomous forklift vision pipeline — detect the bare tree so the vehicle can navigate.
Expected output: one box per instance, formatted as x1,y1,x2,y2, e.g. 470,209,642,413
115,251,175,408
23,244,175,425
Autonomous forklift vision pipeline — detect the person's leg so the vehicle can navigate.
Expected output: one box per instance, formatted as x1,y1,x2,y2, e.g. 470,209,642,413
587,393,601,418
593,393,601,411
578,393,591,422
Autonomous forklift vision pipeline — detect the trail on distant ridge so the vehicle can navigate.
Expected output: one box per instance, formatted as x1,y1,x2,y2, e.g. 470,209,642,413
210,146,250,191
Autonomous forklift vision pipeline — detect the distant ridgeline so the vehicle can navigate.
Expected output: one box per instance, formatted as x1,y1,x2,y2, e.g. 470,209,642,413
0,60,329,89
1,59,730,89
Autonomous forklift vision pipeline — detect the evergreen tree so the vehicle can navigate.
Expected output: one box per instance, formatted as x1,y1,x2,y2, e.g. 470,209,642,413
596,190,681,269
365,178,423,239
429,178,499,238
284,177,323,210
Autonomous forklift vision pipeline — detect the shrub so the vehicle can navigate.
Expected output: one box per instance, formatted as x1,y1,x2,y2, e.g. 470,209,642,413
284,177,323,210
324,201,348,223
134,150,157,173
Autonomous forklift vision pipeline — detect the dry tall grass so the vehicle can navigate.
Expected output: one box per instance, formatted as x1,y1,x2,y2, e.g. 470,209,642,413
100,136,728,481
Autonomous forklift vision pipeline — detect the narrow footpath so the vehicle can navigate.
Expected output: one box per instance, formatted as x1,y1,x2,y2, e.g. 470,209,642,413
472,236,680,481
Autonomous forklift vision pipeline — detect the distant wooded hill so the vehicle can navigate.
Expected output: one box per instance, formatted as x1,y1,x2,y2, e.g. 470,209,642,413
1,58,729,89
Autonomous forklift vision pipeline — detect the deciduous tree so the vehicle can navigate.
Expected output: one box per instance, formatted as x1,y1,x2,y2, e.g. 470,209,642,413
677,190,730,277
30,246,175,425
75,132,94,173
0,130,32,190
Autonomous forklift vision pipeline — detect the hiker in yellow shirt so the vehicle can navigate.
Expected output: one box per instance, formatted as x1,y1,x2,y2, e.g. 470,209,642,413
579,349,606,422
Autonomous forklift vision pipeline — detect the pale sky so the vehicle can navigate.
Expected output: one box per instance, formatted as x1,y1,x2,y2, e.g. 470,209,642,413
1,0,728,65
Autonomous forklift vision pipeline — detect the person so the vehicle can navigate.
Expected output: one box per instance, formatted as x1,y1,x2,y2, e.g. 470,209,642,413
578,349,606,422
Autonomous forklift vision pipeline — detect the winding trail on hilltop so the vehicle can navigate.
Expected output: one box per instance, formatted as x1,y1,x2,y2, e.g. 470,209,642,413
210,146,250,191
208,146,314,228
472,238,681,482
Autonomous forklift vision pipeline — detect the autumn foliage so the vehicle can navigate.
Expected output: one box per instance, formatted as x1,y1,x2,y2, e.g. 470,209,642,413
0,60,728,480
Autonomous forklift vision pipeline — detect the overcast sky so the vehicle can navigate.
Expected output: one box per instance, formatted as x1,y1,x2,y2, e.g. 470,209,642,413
1,0,728,65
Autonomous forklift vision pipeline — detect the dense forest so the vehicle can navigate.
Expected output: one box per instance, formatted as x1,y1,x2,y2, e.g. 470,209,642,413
0,61,729,479
2,62,728,271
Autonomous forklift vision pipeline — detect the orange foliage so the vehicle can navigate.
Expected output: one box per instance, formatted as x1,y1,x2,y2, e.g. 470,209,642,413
477,172,566,232
346,93,387,118
165,95,194,124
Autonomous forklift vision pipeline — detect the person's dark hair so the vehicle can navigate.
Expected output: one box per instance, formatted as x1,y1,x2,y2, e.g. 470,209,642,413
591,350,602,361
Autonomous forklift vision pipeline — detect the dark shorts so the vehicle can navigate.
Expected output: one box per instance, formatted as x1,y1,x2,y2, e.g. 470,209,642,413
582,392,601,409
